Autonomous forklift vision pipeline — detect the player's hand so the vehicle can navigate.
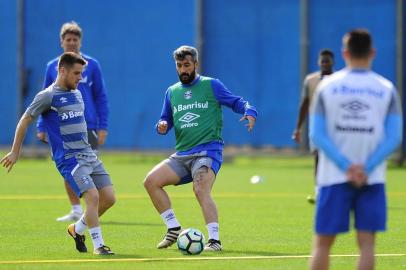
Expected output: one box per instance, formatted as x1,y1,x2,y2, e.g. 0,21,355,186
346,164,367,188
97,130,108,145
0,152,19,173
157,120,168,134
36,132,48,143
240,115,256,132
292,129,301,143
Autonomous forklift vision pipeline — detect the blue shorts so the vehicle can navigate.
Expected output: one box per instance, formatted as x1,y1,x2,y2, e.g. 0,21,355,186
165,150,222,185
315,182,386,235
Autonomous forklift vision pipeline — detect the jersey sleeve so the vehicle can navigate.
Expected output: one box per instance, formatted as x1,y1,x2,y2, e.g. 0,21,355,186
309,90,351,171
211,79,257,118
156,88,174,134
364,89,403,174
37,64,54,132
26,90,53,119
43,63,54,88
92,59,109,130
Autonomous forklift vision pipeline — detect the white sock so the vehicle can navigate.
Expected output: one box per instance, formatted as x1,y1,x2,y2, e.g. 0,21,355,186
89,226,105,249
71,204,83,214
74,214,87,235
160,209,181,229
207,222,219,240
314,186,319,197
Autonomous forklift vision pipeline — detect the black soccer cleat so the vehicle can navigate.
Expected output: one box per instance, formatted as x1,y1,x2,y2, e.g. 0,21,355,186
67,223,87,253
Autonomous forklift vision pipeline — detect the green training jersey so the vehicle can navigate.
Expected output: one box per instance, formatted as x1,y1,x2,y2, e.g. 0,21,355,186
169,76,222,151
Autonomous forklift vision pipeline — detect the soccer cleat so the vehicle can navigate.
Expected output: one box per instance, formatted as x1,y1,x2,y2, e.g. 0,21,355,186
67,223,87,252
204,239,222,251
57,211,83,222
94,245,115,255
157,227,182,249
307,195,316,204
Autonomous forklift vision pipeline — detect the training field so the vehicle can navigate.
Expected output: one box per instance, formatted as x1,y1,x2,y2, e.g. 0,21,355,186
0,152,405,270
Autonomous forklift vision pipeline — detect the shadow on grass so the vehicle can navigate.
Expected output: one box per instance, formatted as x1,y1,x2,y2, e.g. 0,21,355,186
219,249,307,257
101,221,162,227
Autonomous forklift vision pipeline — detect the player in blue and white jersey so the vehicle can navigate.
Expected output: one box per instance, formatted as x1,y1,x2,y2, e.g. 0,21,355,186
1,52,115,255
37,21,109,222
309,29,403,270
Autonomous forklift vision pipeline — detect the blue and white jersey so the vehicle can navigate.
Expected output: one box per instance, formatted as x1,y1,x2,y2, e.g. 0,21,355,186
26,83,94,165
310,68,402,187
37,53,109,132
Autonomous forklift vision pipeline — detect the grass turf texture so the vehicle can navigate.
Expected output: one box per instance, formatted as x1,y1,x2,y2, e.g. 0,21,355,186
0,152,405,270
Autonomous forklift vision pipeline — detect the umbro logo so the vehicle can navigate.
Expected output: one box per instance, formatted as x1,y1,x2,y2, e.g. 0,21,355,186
59,97,68,103
81,175,90,185
179,112,200,123
341,100,369,114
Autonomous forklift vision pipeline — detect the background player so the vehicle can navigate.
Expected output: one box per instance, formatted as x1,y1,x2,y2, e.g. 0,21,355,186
292,49,334,203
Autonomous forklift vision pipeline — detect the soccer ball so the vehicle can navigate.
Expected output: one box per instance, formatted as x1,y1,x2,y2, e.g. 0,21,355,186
177,228,205,255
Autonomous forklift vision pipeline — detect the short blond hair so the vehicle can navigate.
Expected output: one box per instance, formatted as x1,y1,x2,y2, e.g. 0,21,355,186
60,21,82,40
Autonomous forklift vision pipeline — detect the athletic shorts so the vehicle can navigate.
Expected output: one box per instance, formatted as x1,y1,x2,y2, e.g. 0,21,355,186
315,182,386,235
164,150,222,185
56,153,112,197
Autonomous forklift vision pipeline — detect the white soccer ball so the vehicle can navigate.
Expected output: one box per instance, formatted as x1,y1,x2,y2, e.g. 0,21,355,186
177,228,205,255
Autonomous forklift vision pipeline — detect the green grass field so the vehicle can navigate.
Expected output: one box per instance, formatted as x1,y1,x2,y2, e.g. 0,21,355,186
0,152,405,270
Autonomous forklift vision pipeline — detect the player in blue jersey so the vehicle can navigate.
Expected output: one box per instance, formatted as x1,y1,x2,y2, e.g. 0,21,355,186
309,29,402,270
1,52,115,255
37,21,109,222
143,46,257,252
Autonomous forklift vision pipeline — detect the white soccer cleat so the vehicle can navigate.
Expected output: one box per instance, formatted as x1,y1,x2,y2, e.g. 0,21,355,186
56,211,83,222
157,227,182,249
204,239,222,251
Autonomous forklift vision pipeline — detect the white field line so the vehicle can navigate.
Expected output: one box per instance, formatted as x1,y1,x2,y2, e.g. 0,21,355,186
0,253,405,265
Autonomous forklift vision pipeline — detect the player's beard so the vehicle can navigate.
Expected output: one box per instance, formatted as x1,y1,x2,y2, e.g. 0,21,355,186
179,70,196,84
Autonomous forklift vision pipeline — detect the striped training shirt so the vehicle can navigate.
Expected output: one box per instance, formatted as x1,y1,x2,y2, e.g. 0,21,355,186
26,83,94,164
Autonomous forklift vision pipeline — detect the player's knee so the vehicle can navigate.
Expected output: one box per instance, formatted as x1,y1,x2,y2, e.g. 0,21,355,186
144,173,158,190
106,193,116,207
84,189,100,207
193,173,210,199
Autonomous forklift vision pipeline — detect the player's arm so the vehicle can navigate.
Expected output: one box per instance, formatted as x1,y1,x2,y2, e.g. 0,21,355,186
37,63,54,142
309,91,351,172
211,79,257,131
364,90,403,174
156,88,174,135
1,113,34,172
292,79,310,143
92,60,109,145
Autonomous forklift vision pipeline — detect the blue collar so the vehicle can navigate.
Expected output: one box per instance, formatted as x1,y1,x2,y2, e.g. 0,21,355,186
348,68,370,73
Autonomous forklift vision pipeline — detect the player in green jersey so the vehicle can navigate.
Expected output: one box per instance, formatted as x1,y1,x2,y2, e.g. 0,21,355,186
143,46,257,252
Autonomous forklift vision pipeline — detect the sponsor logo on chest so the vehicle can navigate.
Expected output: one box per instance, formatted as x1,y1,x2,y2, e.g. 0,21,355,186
60,111,84,120
173,101,208,114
